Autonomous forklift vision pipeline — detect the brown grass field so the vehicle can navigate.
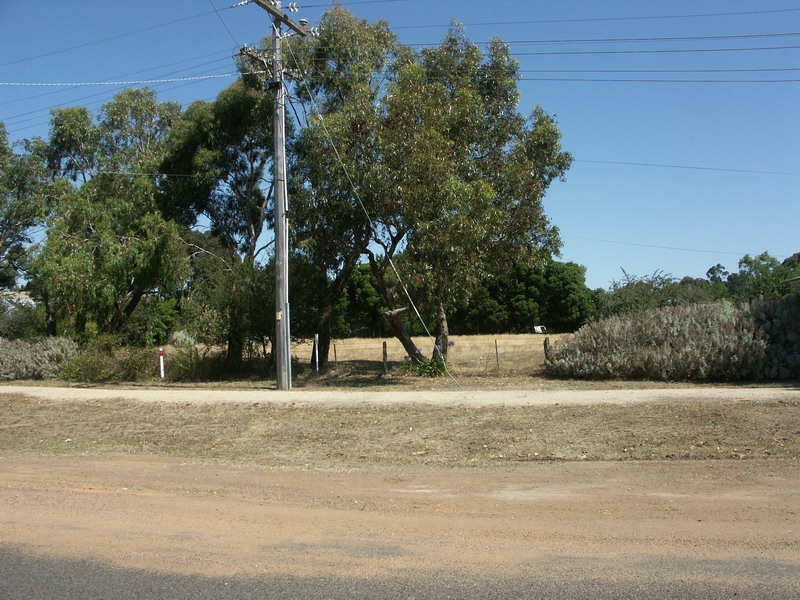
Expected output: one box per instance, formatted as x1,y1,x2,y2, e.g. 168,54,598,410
294,332,566,380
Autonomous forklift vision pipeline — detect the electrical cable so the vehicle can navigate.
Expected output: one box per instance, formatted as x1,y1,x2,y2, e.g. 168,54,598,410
392,8,800,30
0,10,225,68
0,73,242,87
210,0,243,47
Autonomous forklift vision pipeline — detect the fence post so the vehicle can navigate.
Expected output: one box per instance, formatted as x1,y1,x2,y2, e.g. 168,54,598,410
383,341,389,375
495,339,500,374
544,336,553,362
314,333,319,373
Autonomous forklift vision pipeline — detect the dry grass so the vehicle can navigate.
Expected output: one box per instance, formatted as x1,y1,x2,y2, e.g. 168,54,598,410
1,393,797,470
295,333,568,379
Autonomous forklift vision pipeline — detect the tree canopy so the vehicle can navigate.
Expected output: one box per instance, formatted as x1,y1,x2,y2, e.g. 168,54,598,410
285,14,571,362
28,89,187,337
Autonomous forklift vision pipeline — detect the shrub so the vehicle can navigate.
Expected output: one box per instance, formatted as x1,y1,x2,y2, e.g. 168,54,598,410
164,345,273,381
0,337,79,380
0,299,46,339
544,301,768,381
747,295,800,380
59,336,159,383
397,358,447,377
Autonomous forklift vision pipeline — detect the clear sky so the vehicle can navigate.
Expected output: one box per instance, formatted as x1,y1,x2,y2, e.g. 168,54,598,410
1,0,798,290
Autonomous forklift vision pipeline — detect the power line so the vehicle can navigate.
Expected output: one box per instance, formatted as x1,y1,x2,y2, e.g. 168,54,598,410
4,7,796,69
522,67,800,74
10,64,800,89
510,44,800,57
453,32,800,48
575,160,800,176
0,10,227,68
519,76,800,83
394,8,800,30
209,0,243,47
574,237,790,260
0,53,233,107
0,73,242,88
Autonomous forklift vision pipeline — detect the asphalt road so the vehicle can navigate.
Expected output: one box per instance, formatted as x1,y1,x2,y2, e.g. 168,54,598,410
2,544,798,599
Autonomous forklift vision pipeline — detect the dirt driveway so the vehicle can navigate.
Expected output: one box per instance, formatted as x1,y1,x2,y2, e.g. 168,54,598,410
1,384,799,593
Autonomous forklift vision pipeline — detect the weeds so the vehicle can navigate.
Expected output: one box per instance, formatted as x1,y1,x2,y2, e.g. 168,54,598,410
397,357,447,377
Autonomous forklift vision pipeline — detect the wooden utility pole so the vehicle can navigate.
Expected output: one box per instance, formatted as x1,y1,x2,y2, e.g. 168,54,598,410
248,1,307,390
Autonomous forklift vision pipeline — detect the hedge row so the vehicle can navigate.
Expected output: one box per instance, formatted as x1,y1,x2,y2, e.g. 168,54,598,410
545,296,800,381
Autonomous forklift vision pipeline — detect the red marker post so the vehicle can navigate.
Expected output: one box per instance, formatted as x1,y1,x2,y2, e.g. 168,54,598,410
159,348,165,379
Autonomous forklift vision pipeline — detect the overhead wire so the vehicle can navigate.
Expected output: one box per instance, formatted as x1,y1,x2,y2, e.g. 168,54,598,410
0,52,233,107
392,7,800,30
0,9,228,68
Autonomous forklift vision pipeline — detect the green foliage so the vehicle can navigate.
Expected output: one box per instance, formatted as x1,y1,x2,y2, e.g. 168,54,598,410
594,252,800,325
450,259,593,334
337,263,388,337
287,11,571,362
28,89,187,339
595,270,726,319
0,295,46,339
120,297,180,346
0,125,48,288
0,337,78,380
159,79,276,260
541,261,596,331
725,252,799,300
177,232,273,364
396,357,447,377
164,346,271,382
545,301,767,381
58,335,157,383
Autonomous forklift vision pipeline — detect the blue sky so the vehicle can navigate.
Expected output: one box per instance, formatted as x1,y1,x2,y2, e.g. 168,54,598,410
1,0,798,290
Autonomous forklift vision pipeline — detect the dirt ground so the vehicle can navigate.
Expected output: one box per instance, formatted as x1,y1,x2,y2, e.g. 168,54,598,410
1,383,799,589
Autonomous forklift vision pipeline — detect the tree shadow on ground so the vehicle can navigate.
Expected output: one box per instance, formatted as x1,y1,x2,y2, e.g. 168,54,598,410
294,360,415,389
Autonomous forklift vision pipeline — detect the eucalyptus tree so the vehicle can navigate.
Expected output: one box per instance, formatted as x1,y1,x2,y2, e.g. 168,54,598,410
288,13,571,364
159,76,280,363
0,123,49,289
363,28,571,360
29,89,187,338
725,252,799,300
285,6,409,367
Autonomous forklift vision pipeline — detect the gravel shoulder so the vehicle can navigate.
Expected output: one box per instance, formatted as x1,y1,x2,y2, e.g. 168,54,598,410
2,382,799,406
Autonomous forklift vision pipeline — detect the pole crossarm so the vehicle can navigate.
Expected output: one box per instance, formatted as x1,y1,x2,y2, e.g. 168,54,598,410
251,0,309,36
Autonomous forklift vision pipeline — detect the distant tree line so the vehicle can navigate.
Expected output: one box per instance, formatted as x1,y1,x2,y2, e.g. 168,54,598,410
593,251,800,321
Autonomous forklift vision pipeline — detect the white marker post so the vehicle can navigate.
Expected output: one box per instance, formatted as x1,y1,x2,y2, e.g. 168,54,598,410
159,348,165,379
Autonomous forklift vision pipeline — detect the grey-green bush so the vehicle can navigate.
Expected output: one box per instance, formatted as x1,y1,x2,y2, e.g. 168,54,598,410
0,337,79,380
544,301,769,381
747,295,800,380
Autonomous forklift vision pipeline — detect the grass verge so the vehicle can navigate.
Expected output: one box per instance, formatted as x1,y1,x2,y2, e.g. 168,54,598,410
1,394,797,470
